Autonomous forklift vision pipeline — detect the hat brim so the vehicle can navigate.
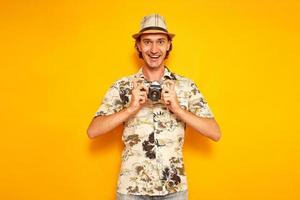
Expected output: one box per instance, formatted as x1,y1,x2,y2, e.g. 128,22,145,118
132,30,175,39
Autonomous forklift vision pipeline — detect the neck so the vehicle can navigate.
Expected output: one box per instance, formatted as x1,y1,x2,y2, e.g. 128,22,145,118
142,66,165,81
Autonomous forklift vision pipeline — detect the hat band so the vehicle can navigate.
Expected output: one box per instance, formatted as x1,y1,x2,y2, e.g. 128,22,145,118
139,26,168,33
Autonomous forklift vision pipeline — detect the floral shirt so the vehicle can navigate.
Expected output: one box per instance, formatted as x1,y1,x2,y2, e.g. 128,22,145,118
94,67,214,196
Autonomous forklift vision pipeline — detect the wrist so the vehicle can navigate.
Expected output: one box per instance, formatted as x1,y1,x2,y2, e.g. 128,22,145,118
125,106,137,117
173,106,185,117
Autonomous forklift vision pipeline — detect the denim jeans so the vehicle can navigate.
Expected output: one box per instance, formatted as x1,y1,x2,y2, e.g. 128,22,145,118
116,190,188,200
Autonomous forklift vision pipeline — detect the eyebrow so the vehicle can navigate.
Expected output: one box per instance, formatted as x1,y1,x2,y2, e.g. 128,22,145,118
142,38,167,42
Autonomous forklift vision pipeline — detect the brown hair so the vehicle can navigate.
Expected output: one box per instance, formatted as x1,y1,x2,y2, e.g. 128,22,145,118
134,35,173,59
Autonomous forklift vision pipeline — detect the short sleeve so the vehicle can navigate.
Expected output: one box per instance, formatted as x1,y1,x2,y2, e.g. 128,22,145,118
188,80,214,118
94,81,124,117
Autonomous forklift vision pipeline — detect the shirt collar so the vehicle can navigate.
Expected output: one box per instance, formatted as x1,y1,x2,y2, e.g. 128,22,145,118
134,66,176,82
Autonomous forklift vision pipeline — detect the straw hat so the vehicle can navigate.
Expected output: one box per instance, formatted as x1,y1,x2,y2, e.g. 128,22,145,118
132,14,175,39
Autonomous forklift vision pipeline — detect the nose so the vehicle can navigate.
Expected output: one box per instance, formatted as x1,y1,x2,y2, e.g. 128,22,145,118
150,43,159,54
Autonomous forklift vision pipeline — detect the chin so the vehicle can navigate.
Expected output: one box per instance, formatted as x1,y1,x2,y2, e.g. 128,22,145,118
149,64,161,68
145,60,164,69
147,65,162,69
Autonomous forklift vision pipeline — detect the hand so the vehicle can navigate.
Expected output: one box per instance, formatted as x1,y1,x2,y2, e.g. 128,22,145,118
161,80,181,114
127,78,148,115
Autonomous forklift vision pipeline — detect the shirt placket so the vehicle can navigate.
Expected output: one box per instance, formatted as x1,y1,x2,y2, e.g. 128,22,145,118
141,72,170,195
151,105,165,195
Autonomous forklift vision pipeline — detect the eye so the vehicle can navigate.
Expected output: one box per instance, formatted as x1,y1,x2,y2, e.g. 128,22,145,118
143,40,151,45
158,40,165,45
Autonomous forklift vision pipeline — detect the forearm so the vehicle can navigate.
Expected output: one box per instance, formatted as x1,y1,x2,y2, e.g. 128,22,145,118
87,107,135,138
174,108,222,142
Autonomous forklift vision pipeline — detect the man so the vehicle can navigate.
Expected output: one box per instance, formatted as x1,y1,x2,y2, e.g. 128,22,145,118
87,14,221,200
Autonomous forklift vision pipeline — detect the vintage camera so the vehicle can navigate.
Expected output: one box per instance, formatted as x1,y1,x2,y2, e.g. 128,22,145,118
147,81,162,102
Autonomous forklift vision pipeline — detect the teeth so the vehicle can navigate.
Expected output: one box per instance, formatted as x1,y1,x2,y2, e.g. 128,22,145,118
149,55,160,58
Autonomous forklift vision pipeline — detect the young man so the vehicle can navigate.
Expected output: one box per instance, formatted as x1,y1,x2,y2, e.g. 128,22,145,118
87,14,221,200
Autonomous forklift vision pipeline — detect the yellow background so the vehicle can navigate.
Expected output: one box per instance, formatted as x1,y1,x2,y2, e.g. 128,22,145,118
1,0,299,199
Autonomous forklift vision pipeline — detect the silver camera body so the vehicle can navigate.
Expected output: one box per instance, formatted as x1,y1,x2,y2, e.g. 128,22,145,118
146,81,162,102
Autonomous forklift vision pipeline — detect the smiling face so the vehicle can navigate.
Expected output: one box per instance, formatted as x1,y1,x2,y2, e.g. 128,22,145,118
136,33,171,70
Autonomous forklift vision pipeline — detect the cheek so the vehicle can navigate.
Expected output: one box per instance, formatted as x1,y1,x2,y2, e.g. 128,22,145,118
141,47,150,54
161,47,169,54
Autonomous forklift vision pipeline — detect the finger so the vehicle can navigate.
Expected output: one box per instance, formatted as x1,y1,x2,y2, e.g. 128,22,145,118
170,81,175,90
132,79,138,89
163,97,171,105
164,80,172,87
138,91,147,97
138,84,149,93
161,90,170,97
162,87,170,94
140,99,146,104
139,93,147,99
137,78,144,85
164,80,175,90
168,81,175,90
139,96,147,104
162,94,170,100
133,82,145,93
165,100,171,105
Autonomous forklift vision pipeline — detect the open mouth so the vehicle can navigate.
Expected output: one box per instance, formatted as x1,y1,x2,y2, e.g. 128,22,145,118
148,55,161,60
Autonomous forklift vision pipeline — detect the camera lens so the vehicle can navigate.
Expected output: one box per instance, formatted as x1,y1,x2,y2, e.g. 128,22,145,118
148,81,162,101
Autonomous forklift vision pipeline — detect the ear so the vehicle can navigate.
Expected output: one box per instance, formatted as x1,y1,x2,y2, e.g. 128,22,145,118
166,40,171,51
136,41,142,52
